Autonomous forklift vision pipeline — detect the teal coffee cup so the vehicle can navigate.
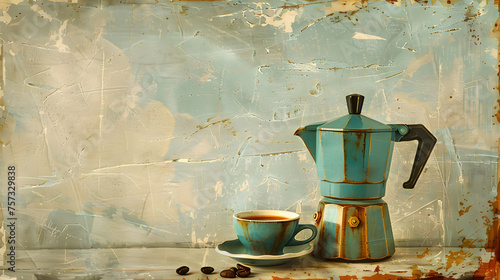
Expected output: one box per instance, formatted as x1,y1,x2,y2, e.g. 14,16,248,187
233,210,318,255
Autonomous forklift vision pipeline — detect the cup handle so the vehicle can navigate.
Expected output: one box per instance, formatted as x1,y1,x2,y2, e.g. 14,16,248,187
286,224,318,246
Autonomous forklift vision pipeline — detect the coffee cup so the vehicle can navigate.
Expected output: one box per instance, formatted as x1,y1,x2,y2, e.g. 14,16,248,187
233,210,318,255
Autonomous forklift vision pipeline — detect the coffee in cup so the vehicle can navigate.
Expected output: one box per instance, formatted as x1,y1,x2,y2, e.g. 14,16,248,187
233,210,317,255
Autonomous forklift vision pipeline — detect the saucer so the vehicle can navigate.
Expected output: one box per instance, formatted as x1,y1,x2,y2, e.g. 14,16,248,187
215,239,313,266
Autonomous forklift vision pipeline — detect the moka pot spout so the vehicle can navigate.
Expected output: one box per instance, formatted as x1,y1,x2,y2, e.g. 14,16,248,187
294,122,326,162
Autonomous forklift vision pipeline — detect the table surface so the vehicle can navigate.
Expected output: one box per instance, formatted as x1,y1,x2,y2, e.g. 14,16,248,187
2,246,496,279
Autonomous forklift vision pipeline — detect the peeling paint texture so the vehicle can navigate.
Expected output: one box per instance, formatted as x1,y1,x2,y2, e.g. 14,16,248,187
0,0,498,265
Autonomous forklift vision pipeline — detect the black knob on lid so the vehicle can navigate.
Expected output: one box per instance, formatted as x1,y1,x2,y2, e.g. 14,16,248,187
346,94,364,114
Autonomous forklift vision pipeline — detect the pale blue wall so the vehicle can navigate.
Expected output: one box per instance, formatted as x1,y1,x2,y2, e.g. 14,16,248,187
0,0,498,249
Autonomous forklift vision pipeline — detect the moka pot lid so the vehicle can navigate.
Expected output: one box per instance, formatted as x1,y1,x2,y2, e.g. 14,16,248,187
302,94,395,133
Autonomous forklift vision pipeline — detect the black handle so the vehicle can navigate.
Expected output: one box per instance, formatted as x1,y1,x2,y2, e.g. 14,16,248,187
346,94,364,114
398,124,437,189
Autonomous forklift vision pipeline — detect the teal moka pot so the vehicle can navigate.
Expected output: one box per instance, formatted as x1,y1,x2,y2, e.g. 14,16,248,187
295,94,436,261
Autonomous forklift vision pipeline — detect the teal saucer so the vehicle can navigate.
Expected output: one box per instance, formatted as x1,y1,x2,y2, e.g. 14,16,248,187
215,239,313,266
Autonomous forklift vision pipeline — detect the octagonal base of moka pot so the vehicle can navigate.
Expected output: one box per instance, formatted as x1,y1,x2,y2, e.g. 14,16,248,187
312,197,395,261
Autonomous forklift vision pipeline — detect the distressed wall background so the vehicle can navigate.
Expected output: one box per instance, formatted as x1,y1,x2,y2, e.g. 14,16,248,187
0,0,499,251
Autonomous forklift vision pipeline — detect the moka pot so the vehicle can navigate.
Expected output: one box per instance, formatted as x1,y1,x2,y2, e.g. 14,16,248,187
295,94,436,261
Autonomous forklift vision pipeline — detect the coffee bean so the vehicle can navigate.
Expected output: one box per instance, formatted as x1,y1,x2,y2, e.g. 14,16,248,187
220,269,236,278
236,263,250,272
236,269,251,278
230,267,238,272
176,266,189,275
201,266,214,274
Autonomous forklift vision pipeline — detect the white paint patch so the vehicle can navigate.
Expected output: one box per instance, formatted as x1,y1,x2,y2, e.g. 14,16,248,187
214,180,223,198
240,179,249,191
0,0,23,17
31,4,54,22
298,151,308,162
197,235,209,246
245,4,301,33
266,10,299,33
353,32,387,40
323,0,362,14
191,229,197,244
199,73,214,83
295,200,302,214
437,57,465,128
391,1,402,7
0,11,12,24
288,61,320,73
49,19,70,52
486,48,498,59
